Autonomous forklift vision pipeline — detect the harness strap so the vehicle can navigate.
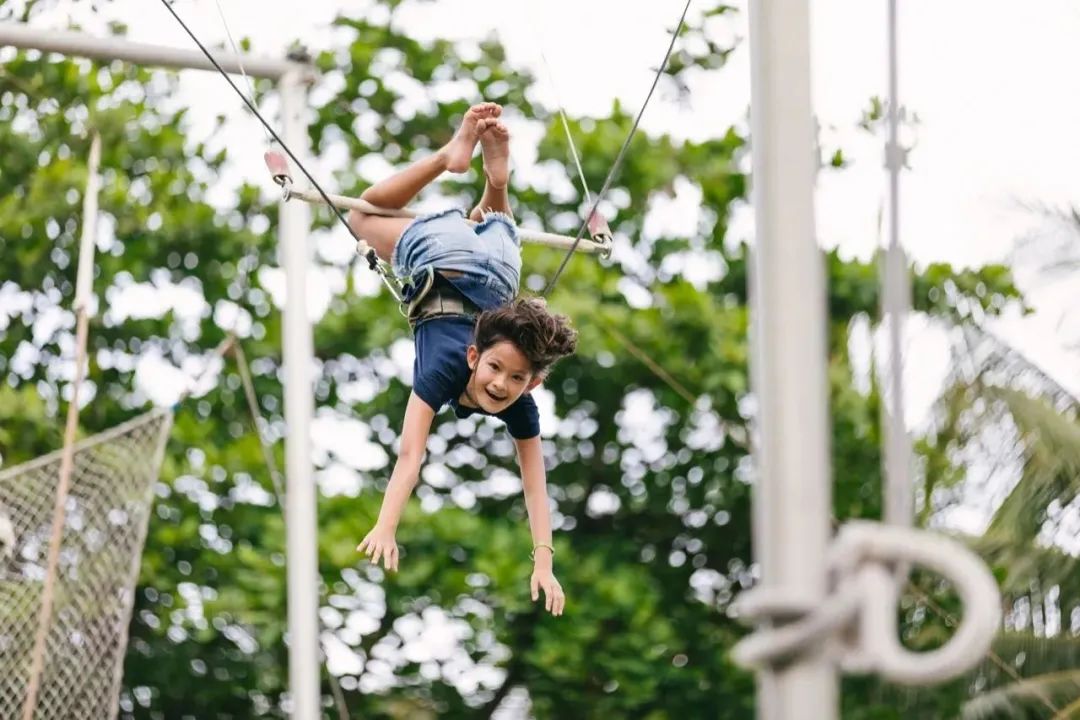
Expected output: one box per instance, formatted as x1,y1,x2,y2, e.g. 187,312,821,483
406,271,479,328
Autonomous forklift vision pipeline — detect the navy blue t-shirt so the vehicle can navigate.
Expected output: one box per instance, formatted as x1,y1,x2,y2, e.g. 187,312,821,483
412,316,540,439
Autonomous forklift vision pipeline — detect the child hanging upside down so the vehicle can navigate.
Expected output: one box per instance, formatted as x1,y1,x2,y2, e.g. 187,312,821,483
349,102,576,616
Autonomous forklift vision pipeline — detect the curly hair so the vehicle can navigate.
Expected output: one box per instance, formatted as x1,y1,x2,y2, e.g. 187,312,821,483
473,297,578,376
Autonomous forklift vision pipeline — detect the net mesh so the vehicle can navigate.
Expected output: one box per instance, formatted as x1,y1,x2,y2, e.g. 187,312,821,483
0,409,173,720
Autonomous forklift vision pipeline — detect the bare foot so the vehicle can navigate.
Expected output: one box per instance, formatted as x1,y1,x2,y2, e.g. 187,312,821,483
440,102,500,173
479,119,511,189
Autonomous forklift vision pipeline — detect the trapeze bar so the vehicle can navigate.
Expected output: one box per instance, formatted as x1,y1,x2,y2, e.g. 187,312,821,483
281,185,608,256
0,22,311,81
263,148,611,256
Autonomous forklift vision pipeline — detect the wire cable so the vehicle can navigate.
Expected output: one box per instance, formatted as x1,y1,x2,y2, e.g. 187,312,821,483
157,0,380,276
524,1,592,207
543,0,693,296
213,0,272,145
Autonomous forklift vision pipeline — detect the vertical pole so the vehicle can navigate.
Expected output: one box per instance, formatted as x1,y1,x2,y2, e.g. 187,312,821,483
882,0,913,529
22,132,102,720
279,70,320,720
746,1,836,719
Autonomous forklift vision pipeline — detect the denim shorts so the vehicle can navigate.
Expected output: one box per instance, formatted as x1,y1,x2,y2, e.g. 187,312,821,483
392,208,522,311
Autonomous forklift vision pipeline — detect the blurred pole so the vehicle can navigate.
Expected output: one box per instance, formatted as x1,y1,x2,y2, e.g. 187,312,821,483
882,0,914,529
279,69,319,720
21,133,102,720
746,1,836,719
0,21,320,718
0,22,306,79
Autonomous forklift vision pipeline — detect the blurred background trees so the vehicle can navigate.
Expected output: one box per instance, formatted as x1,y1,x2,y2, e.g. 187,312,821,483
1,0,1077,717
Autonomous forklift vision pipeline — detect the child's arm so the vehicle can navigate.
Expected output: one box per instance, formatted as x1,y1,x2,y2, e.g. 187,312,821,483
514,435,565,616
356,391,435,571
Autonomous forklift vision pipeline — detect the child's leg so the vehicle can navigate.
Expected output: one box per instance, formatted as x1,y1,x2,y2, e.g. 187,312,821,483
358,153,448,211
350,102,500,261
468,181,512,222
347,214,413,262
469,120,513,222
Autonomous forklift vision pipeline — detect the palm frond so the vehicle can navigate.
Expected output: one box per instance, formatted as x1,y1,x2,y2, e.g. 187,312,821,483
924,324,1080,558
984,387,1080,542
952,325,1080,412
990,634,1080,679
1011,201,1080,279
972,530,1080,603
962,669,1080,720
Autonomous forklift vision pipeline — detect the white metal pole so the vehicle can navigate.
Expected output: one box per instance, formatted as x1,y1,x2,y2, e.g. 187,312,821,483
74,134,102,314
0,22,306,80
746,1,836,718
882,0,913,529
2,18,322,716
279,70,320,720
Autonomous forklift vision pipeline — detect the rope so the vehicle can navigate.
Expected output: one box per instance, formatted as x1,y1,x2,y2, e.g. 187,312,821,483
525,1,592,208
174,334,237,407
734,513,1043,704
542,0,693,296
603,324,1035,701
520,7,700,405
523,4,699,406
201,204,340,711
232,340,287,509
733,522,1001,686
213,0,273,145
159,328,348,717
158,324,348,717
599,321,697,405
21,133,103,720
229,338,350,720
21,304,91,720
555,101,592,207
156,0,395,291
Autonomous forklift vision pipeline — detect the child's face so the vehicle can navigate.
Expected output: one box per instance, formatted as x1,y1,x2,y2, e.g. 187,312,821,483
465,340,541,413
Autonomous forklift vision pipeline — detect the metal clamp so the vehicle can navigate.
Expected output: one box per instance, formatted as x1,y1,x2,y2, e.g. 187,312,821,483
586,210,615,259
732,521,1001,686
264,150,294,201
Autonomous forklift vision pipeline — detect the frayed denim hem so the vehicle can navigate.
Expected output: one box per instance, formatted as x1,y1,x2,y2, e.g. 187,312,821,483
392,207,467,269
475,211,520,246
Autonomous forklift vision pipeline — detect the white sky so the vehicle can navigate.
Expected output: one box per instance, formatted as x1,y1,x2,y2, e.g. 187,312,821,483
17,1,1080,519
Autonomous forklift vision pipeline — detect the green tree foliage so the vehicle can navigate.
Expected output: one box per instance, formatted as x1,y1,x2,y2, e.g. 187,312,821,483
0,2,1027,717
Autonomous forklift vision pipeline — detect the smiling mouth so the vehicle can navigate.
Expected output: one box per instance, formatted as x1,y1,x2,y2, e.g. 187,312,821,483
485,389,507,402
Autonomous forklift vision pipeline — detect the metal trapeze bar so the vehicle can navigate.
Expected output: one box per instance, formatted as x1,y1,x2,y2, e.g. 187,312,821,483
0,22,310,80
264,152,612,257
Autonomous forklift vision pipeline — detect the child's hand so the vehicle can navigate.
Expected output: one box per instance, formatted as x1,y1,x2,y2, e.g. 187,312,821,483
530,568,565,616
356,525,399,571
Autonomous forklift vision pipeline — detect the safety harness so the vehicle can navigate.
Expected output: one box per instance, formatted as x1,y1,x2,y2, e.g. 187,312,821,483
401,267,480,329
